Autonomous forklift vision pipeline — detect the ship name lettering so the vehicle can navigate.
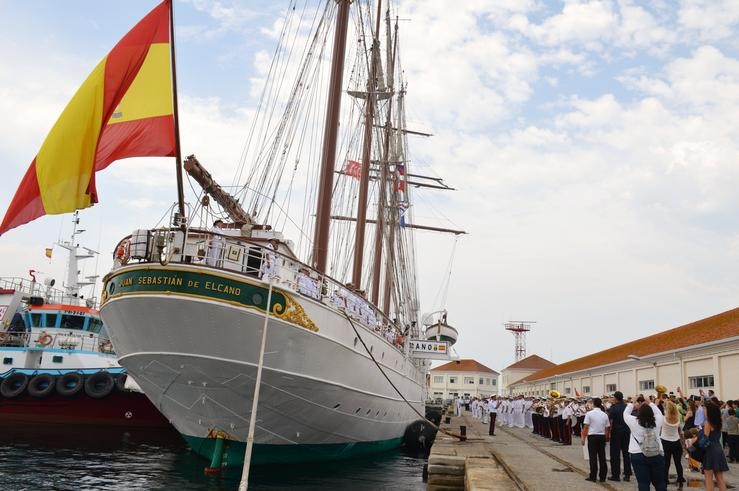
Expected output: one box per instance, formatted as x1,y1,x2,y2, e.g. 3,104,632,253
120,277,133,287
204,281,240,296
137,275,183,286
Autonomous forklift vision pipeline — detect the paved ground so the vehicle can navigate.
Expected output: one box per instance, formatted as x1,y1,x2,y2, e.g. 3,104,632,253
450,412,737,490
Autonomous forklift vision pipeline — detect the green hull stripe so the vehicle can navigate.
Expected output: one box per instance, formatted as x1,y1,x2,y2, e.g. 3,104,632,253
183,434,403,466
104,267,285,315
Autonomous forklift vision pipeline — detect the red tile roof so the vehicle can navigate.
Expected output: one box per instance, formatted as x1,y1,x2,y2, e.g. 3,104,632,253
516,307,739,384
432,359,498,374
504,354,556,370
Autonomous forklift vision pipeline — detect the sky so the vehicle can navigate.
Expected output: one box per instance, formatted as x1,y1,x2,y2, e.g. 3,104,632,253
2,0,739,375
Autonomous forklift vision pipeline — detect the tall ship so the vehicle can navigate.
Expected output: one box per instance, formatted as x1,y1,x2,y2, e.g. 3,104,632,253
0,0,462,466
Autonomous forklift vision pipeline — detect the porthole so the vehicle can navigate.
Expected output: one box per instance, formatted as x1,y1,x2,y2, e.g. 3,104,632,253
355,408,361,413
353,337,358,347
252,293,263,305
381,352,384,359
370,345,373,353
366,409,371,415
333,403,341,409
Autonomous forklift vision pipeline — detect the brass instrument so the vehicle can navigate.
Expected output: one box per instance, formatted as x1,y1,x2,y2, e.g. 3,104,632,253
549,389,560,399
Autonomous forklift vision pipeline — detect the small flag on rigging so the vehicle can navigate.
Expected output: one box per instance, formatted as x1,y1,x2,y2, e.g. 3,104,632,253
344,159,361,179
398,202,409,228
393,163,406,192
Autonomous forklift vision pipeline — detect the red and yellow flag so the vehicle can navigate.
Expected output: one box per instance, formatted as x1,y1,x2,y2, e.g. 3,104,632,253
0,0,175,235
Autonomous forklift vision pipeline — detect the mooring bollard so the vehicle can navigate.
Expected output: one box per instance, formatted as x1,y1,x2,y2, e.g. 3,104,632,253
460,425,467,441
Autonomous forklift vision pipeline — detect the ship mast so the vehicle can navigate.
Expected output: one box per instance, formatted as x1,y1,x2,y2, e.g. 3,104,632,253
311,0,351,274
351,0,383,289
371,14,398,305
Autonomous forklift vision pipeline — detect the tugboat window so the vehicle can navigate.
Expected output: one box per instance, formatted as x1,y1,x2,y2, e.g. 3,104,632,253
3,357,12,365
52,355,63,363
45,313,58,328
30,313,42,327
88,318,103,334
60,315,85,330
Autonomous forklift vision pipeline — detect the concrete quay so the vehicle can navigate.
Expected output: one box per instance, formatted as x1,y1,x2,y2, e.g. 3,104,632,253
429,410,737,490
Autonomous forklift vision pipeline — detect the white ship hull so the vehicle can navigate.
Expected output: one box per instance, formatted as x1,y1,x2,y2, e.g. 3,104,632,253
101,263,426,464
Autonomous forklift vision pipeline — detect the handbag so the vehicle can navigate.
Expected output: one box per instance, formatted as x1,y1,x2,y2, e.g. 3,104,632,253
687,429,710,461
696,430,711,449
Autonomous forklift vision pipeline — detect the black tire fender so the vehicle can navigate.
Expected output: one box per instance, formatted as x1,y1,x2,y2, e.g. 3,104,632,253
56,372,84,397
27,373,55,398
84,371,115,399
0,373,29,398
114,373,128,392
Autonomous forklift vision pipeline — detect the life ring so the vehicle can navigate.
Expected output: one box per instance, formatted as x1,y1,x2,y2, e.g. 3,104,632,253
395,335,404,346
0,373,29,398
27,373,55,398
99,340,114,353
56,372,84,397
0,332,8,343
84,371,115,399
115,239,131,265
37,333,53,347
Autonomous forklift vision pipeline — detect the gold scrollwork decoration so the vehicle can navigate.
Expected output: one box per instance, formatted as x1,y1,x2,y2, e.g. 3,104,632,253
272,294,318,332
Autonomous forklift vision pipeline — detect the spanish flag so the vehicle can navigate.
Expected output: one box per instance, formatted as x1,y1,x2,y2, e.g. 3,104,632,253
0,1,175,236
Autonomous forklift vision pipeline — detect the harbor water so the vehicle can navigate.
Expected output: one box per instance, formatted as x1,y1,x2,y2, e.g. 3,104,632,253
0,425,427,490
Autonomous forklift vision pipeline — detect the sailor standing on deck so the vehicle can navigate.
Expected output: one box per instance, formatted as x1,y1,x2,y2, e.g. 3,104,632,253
488,396,497,436
515,395,526,428
260,239,279,278
561,399,574,445
524,397,534,429
207,219,225,267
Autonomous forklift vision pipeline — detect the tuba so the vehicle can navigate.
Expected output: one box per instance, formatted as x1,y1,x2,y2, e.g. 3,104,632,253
549,389,560,399
655,384,667,395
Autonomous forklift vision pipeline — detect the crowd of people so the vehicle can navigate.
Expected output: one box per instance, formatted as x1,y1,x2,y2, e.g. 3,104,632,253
454,387,736,490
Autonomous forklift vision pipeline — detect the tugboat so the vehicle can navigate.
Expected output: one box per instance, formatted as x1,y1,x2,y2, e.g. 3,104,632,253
0,213,170,428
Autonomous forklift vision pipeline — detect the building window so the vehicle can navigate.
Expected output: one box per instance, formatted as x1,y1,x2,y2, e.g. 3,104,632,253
479,377,485,385
550,383,556,389
639,380,655,391
606,384,617,392
582,385,591,394
688,375,714,389
433,376,444,384
449,377,457,384
464,377,474,384
492,379,496,386
564,387,571,394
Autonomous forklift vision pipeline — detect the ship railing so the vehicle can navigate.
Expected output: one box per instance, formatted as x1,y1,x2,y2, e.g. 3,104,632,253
112,228,407,351
0,330,115,354
0,277,88,306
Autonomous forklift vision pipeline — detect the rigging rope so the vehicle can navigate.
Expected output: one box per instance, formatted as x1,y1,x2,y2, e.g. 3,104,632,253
342,310,467,442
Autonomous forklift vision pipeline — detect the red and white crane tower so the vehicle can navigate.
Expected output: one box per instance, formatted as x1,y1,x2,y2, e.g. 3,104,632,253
504,321,536,361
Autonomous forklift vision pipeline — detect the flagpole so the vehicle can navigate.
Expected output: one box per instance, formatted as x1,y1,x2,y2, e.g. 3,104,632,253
168,0,186,227
239,276,275,490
